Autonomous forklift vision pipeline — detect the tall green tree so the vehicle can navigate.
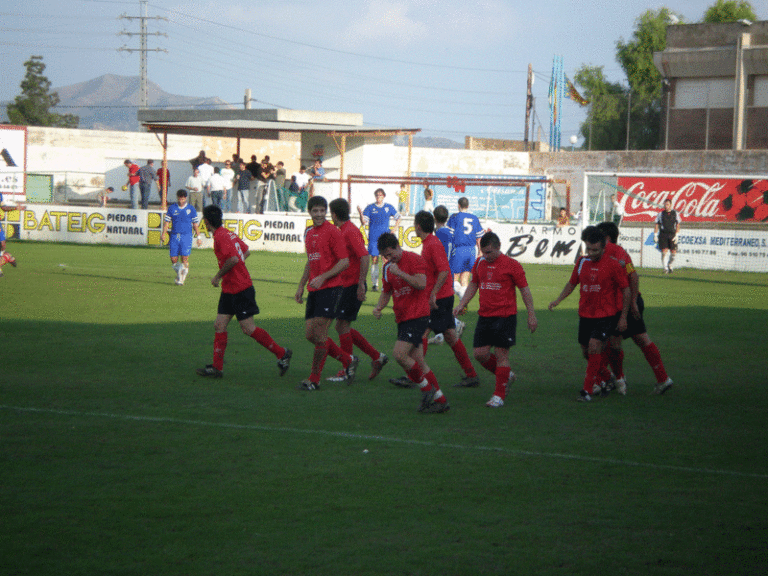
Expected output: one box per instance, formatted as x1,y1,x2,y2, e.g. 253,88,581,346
574,7,680,150
703,0,757,22
6,56,78,128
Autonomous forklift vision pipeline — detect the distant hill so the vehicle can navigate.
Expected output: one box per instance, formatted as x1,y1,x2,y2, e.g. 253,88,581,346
51,74,232,131
393,135,464,149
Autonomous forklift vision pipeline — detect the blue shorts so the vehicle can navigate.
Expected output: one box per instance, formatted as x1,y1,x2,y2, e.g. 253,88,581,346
169,233,193,258
367,228,389,257
449,245,477,274
0,224,5,242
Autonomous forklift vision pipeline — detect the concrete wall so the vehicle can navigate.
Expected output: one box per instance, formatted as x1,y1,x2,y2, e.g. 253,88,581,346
395,146,530,176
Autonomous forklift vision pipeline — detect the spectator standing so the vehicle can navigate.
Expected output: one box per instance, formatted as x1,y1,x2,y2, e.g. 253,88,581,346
611,194,624,227
235,161,253,213
185,168,205,213
274,161,287,190
197,158,214,207
190,150,208,170
123,159,140,209
306,158,325,195
97,186,114,207
138,159,158,209
208,167,229,209
220,160,235,212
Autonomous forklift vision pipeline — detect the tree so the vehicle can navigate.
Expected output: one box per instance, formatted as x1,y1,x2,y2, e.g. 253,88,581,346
574,8,681,150
703,0,757,22
6,56,78,128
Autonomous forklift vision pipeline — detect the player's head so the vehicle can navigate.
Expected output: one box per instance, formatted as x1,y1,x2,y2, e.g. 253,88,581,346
106,186,114,193
414,210,435,234
458,197,469,210
307,195,328,226
582,226,606,261
374,188,386,203
203,205,223,229
433,205,449,224
124,159,132,166
479,231,502,262
596,221,619,243
664,199,672,211
193,168,200,176
176,189,188,205
559,207,567,216
377,232,401,262
147,159,154,165
329,198,350,223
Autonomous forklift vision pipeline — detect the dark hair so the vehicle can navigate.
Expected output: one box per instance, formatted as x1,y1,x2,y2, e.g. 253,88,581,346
106,186,114,192
377,232,399,253
433,205,449,224
596,221,619,243
307,195,327,212
176,189,188,198
480,231,500,249
374,188,385,197
203,204,223,228
458,197,469,209
581,225,606,246
559,206,567,212
213,167,220,174
147,159,153,164
329,198,350,221
414,210,435,234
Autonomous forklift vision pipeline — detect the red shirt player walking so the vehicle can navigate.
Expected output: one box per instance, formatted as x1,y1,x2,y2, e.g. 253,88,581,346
196,205,292,379
454,231,537,407
549,226,630,402
294,196,357,390
372,232,449,413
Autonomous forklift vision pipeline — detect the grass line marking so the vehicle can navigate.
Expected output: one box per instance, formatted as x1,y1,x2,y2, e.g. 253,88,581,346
4,404,767,480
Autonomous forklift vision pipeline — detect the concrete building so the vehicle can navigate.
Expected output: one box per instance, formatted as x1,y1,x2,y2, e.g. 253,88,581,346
654,20,768,150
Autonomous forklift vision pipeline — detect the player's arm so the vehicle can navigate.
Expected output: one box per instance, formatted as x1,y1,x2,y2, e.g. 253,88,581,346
617,285,631,333
192,222,203,247
308,257,349,290
431,269,449,309
520,285,538,333
211,255,239,287
453,281,478,316
372,290,392,319
356,205,365,224
357,254,370,301
295,260,311,303
387,263,426,291
548,282,576,311
628,270,641,318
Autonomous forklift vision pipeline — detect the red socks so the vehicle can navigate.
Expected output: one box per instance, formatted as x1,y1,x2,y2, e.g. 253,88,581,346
213,332,228,371
249,327,285,359
495,367,511,399
350,329,379,359
450,340,477,378
641,342,668,383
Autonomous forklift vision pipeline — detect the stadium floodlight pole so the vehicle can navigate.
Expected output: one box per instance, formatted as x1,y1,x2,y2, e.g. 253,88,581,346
118,1,168,108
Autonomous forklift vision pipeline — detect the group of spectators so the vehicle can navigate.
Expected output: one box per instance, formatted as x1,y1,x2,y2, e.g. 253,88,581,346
116,151,326,214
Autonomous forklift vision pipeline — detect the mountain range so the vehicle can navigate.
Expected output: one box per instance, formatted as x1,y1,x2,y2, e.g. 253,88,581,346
3,74,463,148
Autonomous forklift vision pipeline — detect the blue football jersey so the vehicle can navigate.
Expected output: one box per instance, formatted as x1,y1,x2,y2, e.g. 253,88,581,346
362,203,399,235
447,212,483,247
165,203,200,235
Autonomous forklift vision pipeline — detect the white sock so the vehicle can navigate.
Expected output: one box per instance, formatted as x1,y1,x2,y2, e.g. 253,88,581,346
371,264,379,287
668,252,675,269
662,252,669,270
173,262,183,279
181,265,189,280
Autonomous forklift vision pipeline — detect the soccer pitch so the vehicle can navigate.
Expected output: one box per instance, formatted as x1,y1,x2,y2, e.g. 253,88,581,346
2,242,767,576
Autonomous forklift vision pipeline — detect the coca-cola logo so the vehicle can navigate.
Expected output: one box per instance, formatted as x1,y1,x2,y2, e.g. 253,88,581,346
615,177,768,222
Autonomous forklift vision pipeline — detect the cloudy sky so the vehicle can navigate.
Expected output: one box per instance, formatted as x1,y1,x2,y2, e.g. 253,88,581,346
2,0,762,144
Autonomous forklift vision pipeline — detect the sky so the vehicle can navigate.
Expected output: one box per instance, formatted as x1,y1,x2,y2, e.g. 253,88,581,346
2,0,763,145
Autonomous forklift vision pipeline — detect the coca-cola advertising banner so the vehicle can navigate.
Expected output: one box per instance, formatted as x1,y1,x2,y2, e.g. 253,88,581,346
616,175,768,223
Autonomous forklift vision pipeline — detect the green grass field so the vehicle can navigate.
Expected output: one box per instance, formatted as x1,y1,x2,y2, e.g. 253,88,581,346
2,241,767,576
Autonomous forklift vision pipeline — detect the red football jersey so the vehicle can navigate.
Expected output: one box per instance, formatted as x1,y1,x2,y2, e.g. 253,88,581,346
471,253,529,317
338,220,368,288
420,234,454,300
213,227,252,294
569,254,629,318
382,250,429,323
304,220,347,292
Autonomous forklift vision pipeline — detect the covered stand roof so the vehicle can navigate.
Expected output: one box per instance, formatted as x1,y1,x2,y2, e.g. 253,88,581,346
138,108,420,138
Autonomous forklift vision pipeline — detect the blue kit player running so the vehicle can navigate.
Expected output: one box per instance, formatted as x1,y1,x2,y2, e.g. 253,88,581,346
447,196,484,298
357,188,400,291
161,189,202,285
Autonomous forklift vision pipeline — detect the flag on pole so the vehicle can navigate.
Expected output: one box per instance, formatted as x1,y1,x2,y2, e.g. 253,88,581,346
565,76,589,106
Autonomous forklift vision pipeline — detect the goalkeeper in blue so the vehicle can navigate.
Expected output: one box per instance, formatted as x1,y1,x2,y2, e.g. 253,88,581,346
161,189,202,285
